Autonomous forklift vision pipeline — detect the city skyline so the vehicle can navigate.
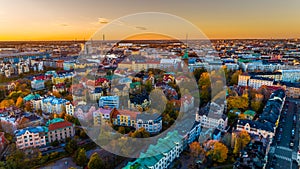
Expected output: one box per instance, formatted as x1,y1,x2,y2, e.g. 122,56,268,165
1,0,300,41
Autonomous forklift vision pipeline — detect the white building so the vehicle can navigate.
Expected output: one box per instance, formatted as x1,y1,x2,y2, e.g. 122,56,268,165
196,102,228,130
136,113,162,134
248,77,274,89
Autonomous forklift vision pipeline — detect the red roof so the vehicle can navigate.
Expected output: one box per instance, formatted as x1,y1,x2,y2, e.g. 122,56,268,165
48,121,73,131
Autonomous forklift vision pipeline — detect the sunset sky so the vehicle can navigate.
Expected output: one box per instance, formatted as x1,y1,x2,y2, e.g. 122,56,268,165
0,0,300,41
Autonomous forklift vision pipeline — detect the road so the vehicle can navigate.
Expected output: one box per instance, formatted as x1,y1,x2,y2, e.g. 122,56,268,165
269,98,300,169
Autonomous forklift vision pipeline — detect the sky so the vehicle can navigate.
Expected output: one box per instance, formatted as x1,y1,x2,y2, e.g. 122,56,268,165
0,0,300,41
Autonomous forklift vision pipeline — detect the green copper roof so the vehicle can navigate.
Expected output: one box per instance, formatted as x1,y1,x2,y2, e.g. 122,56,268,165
123,130,182,169
244,110,256,116
182,49,189,59
130,82,141,89
23,93,41,101
46,118,65,127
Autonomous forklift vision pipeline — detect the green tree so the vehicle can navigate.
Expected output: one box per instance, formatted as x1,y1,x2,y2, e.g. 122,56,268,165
75,148,87,167
65,139,78,154
88,152,104,169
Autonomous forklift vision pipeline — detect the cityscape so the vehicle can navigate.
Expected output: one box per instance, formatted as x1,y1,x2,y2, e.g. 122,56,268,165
1,1,300,169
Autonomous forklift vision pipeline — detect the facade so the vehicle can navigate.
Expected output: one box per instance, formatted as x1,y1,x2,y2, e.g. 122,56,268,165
238,75,251,87
280,69,300,82
118,61,160,72
136,113,162,134
110,109,139,127
181,94,195,112
248,77,274,89
99,96,119,109
196,102,228,130
65,102,74,116
93,108,112,126
31,79,45,90
46,118,75,143
52,71,74,84
15,126,47,149
41,96,70,114
124,130,183,169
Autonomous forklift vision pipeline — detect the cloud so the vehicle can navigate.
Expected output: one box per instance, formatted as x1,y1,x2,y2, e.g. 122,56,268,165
135,26,147,30
98,17,109,24
59,23,70,27
94,17,147,31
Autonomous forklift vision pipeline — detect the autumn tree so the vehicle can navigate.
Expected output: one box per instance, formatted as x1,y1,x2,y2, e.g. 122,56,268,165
198,72,211,106
16,97,24,108
229,70,242,86
130,128,150,138
189,142,206,163
52,91,62,98
0,99,14,109
233,130,251,154
88,152,104,169
227,96,248,111
251,101,263,113
206,141,228,163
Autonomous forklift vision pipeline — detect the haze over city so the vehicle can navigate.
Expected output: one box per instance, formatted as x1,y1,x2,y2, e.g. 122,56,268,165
1,0,300,40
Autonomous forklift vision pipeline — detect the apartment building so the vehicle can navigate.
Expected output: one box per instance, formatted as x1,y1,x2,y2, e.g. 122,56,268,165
15,126,47,149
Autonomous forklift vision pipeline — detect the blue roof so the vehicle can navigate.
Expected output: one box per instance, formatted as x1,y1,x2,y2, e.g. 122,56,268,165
15,126,47,136
42,96,69,105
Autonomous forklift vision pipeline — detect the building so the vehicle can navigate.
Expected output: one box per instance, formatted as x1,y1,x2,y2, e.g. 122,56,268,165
136,113,162,134
235,89,285,139
41,96,70,114
238,74,251,87
31,79,45,90
93,108,112,126
248,77,274,89
15,126,47,149
279,69,300,82
124,130,183,169
46,118,75,143
196,102,228,130
110,109,139,127
99,96,119,109
181,94,194,112
65,102,75,116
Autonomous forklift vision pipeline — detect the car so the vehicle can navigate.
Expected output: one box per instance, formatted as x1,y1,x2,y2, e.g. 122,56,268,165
282,118,286,123
279,127,283,133
290,141,294,148
292,129,295,138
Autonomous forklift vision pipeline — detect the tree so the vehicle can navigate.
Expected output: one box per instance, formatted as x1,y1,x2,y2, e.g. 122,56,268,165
206,141,228,163
229,70,242,86
190,142,206,162
198,72,211,105
24,101,33,112
65,139,78,154
75,148,87,167
0,99,14,109
251,101,263,113
130,128,150,138
118,126,126,134
88,152,104,169
233,130,251,154
227,96,248,111
193,68,207,82
52,91,61,98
